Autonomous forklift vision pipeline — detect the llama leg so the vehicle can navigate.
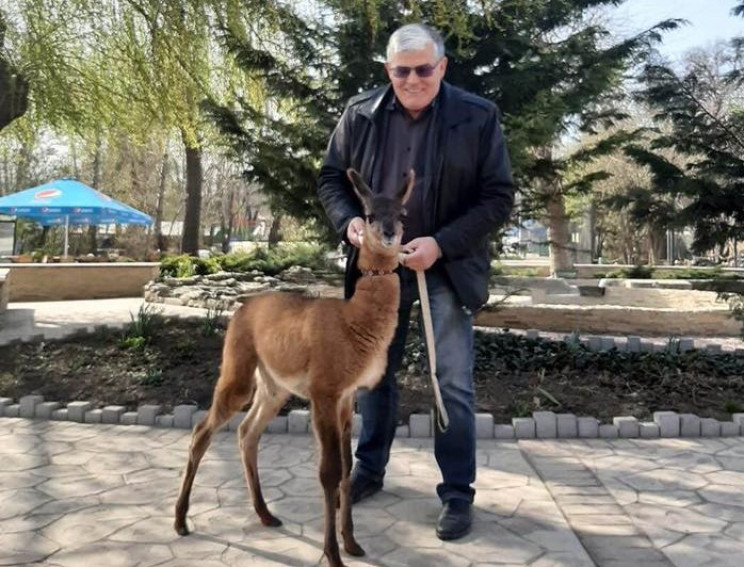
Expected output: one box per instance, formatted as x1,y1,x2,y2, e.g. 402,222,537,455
174,381,251,535
238,373,288,527
313,396,345,567
339,395,364,557
174,330,256,536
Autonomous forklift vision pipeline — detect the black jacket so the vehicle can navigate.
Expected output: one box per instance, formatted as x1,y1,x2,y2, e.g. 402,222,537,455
318,81,515,311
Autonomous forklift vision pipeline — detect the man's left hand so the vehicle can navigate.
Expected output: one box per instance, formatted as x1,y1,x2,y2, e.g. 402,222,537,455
401,237,442,271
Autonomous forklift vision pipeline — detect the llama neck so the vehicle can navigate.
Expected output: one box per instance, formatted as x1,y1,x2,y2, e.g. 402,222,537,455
356,243,399,275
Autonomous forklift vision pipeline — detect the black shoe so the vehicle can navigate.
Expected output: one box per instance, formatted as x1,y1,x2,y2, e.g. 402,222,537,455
436,499,473,541
350,473,383,504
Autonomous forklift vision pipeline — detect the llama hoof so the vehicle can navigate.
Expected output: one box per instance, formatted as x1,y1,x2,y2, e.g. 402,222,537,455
174,521,190,536
344,541,365,557
260,514,283,528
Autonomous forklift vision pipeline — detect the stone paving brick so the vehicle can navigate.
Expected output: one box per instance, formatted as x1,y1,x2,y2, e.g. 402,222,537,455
19,394,44,418
513,417,536,438
136,404,162,426
534,411,557,438
475,412,494,438
0,397,12,416
614,416,639,438
679,338,695,352
721,421,741,436
599,424,619,438
700,418,721,437
51,408,68,421
84,409,102,423
35,401,60,419
174,404,198,429
120,412,138,425
191,410,209,428
640,422,661,438
288,409,309,433
557,413,578,438
626,336,641,352
156,414,174,428
409,413,431,438
678,413,701,437
67,401,92,423
395,424,410,438
101,405,126,424
3,404,20,417
654,411,681,438
266,415,288,433
494,424,515,439
578,417,599,438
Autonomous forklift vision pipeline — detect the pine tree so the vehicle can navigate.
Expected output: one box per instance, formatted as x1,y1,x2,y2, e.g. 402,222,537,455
207,0,678,261
625,4,744,256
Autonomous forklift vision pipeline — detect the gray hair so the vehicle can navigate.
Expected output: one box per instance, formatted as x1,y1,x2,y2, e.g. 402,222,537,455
386,23,445,61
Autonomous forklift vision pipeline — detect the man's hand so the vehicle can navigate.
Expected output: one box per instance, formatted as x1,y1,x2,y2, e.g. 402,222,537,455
401,237,442,271
346,216,365,248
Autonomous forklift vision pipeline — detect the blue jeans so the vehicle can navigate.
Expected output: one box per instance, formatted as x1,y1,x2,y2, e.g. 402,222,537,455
354,267,476,503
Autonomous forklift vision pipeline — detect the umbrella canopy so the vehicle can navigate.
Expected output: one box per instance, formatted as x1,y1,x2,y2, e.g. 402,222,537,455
0,178,152,226
0,178,152,256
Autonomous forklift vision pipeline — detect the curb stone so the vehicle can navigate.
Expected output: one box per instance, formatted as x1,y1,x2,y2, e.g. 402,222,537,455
0,396,741,438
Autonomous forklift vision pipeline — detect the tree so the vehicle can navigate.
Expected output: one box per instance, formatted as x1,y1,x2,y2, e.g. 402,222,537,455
0,11,28,132
207,0,678,268
629,22,744,257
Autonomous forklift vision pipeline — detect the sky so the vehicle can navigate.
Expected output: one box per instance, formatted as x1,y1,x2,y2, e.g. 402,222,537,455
611,0,742,60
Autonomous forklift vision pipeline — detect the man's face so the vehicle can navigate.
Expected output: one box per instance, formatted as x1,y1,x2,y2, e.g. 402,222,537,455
385,43,447,118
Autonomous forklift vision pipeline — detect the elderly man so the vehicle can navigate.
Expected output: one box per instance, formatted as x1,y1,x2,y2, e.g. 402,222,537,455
318,22,515,540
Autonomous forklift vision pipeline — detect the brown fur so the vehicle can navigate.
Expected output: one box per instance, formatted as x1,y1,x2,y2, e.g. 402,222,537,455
174,170,414,567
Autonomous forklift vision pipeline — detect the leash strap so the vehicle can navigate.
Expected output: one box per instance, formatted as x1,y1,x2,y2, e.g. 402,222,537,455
415,269,450,433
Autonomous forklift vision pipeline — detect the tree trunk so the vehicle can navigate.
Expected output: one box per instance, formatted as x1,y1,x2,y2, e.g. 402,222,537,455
181,141,203,256
154,149,168,251
546,193,573,276
88,134,102,255
221,188,235,254
268,215,282,248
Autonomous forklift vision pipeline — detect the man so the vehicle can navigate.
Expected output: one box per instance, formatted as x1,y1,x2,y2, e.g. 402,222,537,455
317,22,515,541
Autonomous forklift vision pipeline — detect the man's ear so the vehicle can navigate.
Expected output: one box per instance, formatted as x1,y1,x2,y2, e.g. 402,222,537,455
347,168,373,215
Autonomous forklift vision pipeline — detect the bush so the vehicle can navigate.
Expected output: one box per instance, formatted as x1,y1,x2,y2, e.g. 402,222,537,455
604,265,653,279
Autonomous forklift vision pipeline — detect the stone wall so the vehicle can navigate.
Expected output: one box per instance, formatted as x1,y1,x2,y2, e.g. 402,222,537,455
0,268,9,313
0,263,160,301
476,304,740,337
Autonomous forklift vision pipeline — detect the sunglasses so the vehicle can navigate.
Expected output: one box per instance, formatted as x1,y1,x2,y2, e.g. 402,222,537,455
390,59,442,79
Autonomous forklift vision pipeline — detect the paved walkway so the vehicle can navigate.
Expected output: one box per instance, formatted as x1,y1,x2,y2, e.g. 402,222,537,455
2,299,744,565
1,418,743,566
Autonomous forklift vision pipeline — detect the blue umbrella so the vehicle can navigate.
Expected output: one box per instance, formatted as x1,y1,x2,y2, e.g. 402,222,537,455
0,178,152,256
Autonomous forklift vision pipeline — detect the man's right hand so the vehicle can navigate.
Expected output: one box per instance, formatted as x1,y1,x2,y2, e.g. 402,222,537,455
346,216,365,248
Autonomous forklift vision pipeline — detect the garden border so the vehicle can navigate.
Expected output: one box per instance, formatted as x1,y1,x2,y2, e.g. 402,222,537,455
3,323,743,439
1,395,742,439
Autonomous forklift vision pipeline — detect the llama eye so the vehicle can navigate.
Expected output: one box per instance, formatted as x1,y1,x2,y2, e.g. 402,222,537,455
366,214,376,223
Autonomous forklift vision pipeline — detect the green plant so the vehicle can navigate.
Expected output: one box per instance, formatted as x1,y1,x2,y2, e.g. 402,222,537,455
141,368,164,386
605,265,654,279
724,401,743,415
122,303,163,344
160,255,196,278
201,304,226,337
120,336,147,350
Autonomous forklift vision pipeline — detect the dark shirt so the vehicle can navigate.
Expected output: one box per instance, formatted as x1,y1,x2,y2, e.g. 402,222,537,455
378,97,435,243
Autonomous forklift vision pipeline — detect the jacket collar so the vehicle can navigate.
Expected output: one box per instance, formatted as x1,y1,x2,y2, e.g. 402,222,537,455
358,82,468,127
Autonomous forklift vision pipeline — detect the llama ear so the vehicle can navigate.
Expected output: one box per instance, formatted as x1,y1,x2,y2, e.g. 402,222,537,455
397,170,415,205
347,168,373,215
